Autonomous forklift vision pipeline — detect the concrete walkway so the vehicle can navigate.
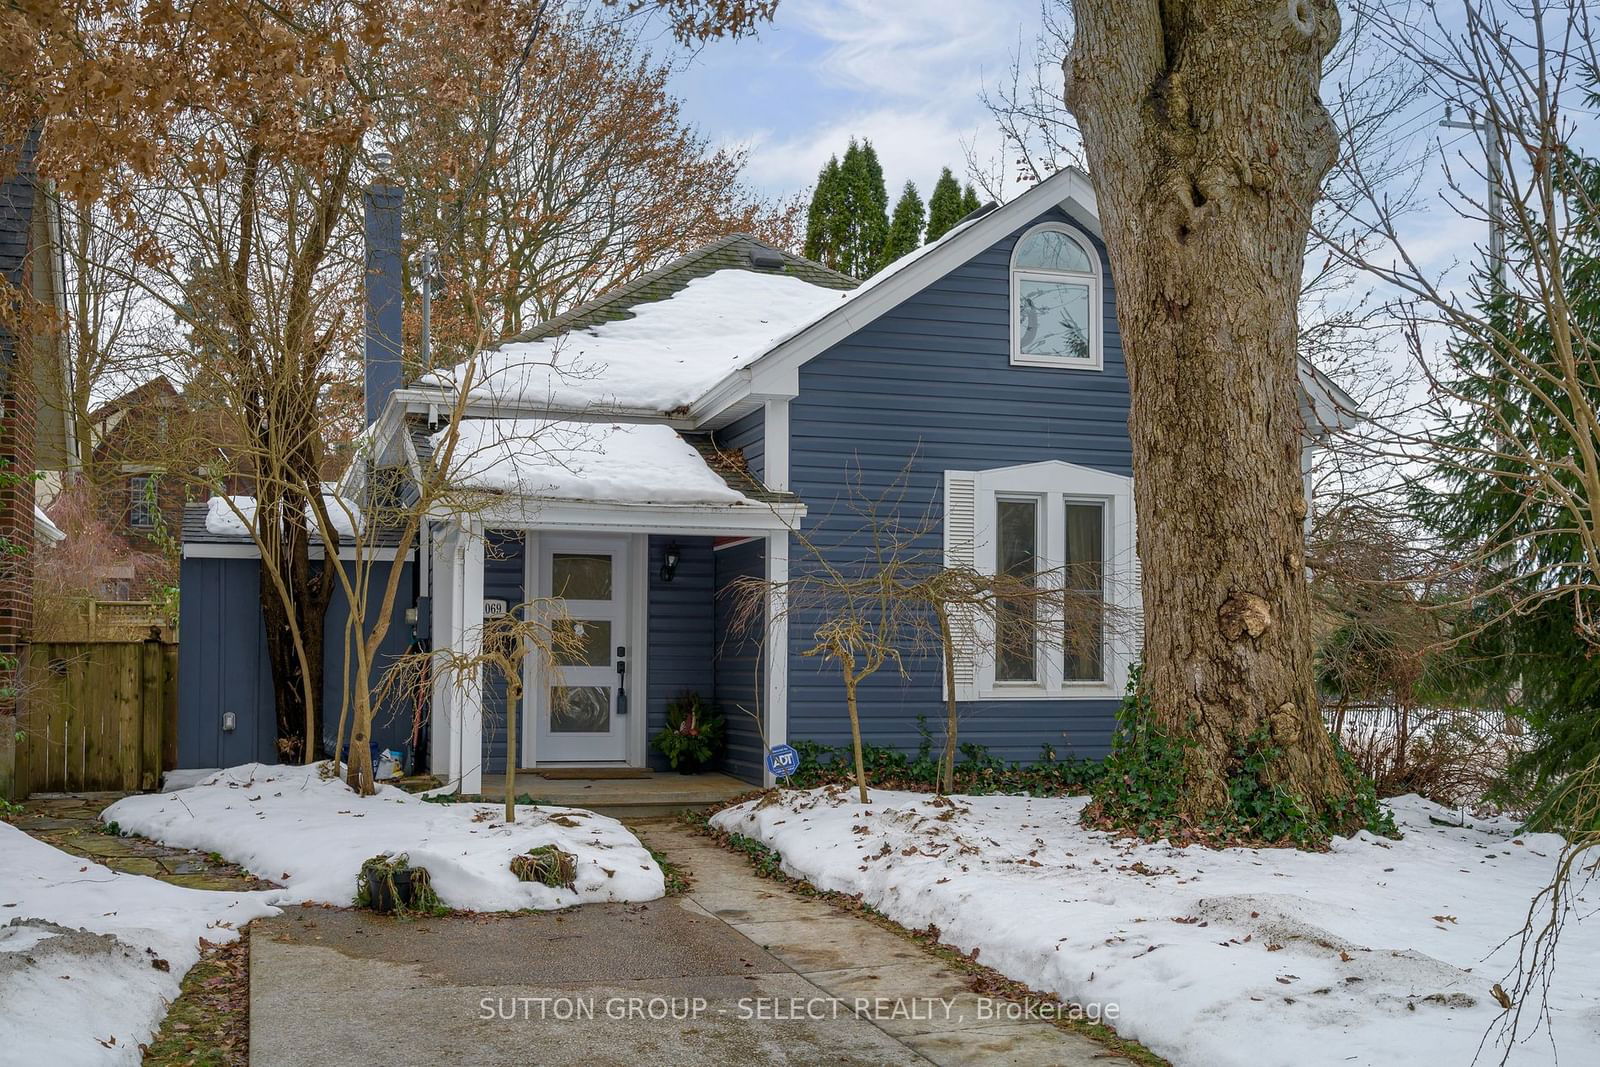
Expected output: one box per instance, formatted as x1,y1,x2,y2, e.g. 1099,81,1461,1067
249,820,1112,1066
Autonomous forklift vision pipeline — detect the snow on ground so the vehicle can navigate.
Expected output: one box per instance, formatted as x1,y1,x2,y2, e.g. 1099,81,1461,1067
160,767,221,792
438,419,751,505
106,763,665,910
0,821,279,1065
426,268,848,412
713,788,1600,1067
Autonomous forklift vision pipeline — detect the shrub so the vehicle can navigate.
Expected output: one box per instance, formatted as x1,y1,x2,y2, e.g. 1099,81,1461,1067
1084,667,1398,848
786,718,1103,797
653,690,724,770
511,845,577,888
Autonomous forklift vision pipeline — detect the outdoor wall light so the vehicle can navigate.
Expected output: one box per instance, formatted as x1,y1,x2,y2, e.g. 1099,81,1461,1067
660,542,681,583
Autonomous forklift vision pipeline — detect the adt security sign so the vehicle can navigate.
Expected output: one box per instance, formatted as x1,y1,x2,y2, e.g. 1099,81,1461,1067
766,744,800,781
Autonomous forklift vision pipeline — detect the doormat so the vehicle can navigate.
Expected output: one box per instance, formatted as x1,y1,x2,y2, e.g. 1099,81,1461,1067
532,768,653,780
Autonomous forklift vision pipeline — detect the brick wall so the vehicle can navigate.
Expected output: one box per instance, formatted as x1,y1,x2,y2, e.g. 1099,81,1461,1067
2,127,41,795
0,375,37,718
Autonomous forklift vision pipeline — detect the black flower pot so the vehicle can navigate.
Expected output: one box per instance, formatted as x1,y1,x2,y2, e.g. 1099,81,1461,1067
363,867,417,913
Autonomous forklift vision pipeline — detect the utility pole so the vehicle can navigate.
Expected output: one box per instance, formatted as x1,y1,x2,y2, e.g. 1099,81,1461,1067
1441,104,1506,293
415,240,440,374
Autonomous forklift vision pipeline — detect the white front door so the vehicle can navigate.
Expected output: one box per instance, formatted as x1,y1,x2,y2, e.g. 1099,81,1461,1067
534,536,630,763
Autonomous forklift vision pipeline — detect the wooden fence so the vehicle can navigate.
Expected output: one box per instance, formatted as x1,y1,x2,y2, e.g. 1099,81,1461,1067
15,639,177,795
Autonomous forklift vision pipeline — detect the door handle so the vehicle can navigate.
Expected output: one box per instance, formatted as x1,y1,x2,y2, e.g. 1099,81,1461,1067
615,646,627,716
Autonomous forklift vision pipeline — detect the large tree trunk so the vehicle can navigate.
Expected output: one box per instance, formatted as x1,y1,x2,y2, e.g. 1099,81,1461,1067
1066,0,1353,820
260,493,335,764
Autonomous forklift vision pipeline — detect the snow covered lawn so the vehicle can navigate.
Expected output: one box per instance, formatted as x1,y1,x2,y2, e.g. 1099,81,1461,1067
105,763,665,910
713,788,1600,1067
0,821,278,1065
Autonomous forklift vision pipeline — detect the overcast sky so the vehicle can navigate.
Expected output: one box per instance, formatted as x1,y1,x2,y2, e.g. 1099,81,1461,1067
669,0,1038,202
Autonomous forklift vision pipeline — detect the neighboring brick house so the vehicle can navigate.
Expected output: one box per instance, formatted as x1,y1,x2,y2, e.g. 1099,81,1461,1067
76,374,251,595
1,131,77,798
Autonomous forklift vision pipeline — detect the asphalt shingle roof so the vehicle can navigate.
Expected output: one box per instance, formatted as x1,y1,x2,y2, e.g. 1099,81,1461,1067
494,234,856,349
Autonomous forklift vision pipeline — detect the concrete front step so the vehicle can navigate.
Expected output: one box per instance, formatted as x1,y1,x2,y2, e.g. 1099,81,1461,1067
478,770,758,818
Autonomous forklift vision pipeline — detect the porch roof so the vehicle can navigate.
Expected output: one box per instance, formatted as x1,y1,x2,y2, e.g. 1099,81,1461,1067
429,417,802,534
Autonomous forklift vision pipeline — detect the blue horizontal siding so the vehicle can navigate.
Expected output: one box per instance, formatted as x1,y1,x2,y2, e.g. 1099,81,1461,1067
717,407,765,483
785,206,1129,765
480,530,526,774
646,536,716,771
714,539,765,785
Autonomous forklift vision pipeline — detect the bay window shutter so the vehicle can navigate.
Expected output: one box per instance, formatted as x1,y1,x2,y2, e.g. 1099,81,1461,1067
943,470,980,701
1128,551,1145,659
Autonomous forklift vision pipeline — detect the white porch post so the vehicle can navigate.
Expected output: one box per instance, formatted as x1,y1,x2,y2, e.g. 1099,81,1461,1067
428,524,456,783
458,520,486,794
762,398,791,492
763,529,789,787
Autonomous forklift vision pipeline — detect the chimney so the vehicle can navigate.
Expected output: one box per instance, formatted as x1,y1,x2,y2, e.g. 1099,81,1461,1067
363,155,403,427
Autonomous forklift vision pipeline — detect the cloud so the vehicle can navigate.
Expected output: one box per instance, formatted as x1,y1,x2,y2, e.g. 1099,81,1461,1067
740,106,1003,201
679,0,1042,200
785,0,1031,101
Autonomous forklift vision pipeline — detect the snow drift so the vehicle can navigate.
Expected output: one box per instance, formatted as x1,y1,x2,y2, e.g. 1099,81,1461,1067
713,788,1600,1067
105,763,665,911
0,821,279,1065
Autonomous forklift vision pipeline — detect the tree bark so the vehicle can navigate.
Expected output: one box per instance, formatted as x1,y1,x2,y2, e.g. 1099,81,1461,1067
1066,0,1353,820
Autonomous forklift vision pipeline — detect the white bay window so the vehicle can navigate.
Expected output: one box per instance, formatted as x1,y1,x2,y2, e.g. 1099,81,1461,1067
944,461,1138,701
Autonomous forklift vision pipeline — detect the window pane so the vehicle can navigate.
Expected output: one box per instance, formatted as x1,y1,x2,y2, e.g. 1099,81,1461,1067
130,476,155,528
553,618,612,667
552,553,612,600
995,498,1037,682
1017,279,1091,361
550,686,610,733
1014,230,1091,273
1064,501,1105,681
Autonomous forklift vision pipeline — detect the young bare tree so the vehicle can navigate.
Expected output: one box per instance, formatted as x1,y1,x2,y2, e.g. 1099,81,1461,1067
381,7,800,358
395,598,580,821
1063,0,1361,827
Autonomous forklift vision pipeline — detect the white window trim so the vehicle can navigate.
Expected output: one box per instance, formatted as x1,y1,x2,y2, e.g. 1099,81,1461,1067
1009,222,1103,371
129,474,156,529
967,460,1136,701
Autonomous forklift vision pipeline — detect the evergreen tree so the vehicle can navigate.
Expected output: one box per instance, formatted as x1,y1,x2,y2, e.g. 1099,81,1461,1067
961,182,981,216
925,167,964,242
803,155,843,267
1412,149,1600,827
836,138,890,277
803,140,890,276
881,181,924,268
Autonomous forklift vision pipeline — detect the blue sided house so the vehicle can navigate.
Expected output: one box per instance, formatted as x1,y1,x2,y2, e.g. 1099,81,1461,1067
177,166,1355,792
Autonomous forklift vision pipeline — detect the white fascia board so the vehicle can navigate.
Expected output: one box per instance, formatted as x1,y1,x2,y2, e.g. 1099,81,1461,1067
183,542,408,561
469,499,806,536
389,385,696,430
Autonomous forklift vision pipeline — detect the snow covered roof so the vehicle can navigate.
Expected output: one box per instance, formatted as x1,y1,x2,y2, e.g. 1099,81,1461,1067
436,420,765,507
409,198,1007,419
424,269,854,414
182,495,390,546
410,170,1359,427
32,504,64,543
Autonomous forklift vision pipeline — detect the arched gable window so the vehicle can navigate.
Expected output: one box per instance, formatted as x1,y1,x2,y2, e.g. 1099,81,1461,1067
1009,223,1102,370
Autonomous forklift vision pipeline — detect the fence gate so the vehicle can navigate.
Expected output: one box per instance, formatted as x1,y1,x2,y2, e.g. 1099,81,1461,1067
17,640,177,795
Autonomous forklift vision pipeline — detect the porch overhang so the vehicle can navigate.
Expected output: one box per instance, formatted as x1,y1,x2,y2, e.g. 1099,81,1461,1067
445,498,804,537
